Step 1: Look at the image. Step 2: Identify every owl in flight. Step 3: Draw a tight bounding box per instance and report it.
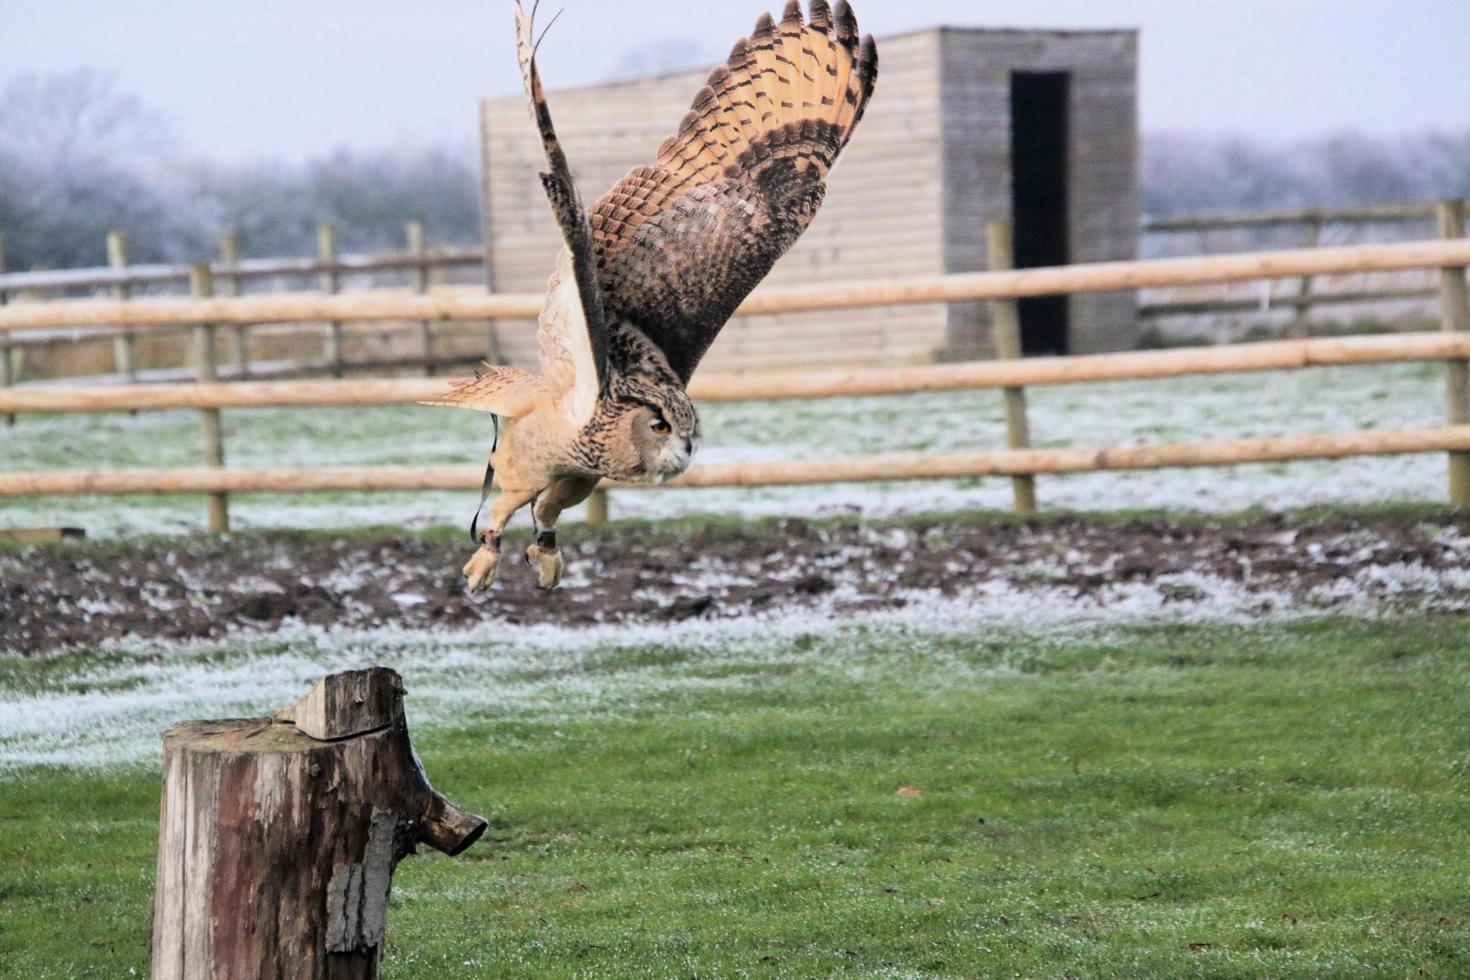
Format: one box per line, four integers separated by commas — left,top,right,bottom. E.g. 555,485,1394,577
428,0,878,591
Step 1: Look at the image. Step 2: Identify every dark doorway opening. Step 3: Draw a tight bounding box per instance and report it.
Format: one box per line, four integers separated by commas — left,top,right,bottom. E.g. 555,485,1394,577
1010,71,1071,355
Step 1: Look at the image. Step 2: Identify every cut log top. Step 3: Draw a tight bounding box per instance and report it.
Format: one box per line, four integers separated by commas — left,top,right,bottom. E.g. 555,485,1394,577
162,718,336,755
166,668,411,751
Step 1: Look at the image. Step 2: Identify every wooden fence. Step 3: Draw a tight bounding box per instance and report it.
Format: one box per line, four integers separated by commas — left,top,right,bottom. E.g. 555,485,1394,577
0,223,490,389
0,232,481,295
2,200,1467,390
1140,199,1470,323
5,201,1454,296
1,220,1467,532
6,239,1468,332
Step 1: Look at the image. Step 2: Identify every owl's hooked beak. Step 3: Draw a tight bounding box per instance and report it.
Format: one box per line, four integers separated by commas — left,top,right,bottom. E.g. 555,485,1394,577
651,434,697,483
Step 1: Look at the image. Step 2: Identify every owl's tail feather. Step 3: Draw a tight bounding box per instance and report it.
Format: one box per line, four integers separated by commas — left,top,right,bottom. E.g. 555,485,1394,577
419,364,551,418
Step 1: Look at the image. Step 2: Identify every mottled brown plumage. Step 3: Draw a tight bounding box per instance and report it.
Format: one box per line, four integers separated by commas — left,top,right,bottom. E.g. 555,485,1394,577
427,0,878,592
592,1,877,380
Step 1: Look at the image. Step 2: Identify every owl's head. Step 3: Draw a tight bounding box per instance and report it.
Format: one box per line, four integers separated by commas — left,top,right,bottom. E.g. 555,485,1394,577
619,385,700,483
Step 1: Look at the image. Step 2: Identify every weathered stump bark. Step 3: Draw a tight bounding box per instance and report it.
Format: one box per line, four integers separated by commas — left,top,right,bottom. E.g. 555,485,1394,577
151,668,486,979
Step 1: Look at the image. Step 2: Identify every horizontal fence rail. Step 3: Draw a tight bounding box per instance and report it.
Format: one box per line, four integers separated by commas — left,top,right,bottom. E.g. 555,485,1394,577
1137,200,1470,324
1142,201,1463,233
0,247,483,295
2,427,1468,499
4,239,1470,334
6,203,1458,293
2,332,1468,414
1140,287,1442,320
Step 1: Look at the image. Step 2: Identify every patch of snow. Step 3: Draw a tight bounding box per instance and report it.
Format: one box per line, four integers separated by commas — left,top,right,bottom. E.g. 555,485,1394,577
231,577,286,596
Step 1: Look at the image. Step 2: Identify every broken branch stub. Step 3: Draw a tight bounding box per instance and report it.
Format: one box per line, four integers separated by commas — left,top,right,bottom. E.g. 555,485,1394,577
273,666,405,740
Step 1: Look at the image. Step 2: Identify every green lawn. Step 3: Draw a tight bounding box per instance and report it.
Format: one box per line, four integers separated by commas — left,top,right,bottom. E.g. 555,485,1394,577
3,616,1469,977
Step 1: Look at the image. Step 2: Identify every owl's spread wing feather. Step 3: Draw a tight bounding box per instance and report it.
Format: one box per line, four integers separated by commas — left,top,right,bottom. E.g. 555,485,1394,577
419,364,551,417
590,0,878,383
516,0,609,406
429,3,876,415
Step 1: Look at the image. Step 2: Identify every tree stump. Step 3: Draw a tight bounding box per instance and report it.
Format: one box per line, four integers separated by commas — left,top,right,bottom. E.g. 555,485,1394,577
151,668,486,979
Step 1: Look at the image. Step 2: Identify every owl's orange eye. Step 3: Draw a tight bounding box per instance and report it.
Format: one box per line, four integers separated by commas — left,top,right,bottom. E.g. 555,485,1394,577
650,419,672,436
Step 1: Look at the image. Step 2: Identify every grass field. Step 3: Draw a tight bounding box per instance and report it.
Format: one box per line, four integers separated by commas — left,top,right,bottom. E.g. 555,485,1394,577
4,613,1469,977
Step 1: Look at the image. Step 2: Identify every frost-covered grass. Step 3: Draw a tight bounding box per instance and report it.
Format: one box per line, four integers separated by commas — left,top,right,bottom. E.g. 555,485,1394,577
0,361,1450,535
3,616,1470,977
6,513,1470,772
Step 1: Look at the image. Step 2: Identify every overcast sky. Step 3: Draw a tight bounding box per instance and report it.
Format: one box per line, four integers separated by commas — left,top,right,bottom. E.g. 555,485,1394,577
3,0,1467,162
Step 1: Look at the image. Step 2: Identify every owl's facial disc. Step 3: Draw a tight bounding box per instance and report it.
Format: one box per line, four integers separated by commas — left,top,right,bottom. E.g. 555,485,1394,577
628,401,699,482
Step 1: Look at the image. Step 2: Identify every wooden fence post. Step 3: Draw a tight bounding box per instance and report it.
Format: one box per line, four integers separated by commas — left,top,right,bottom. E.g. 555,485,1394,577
985,219,1038,516
0,232,12,426
1291,214,1322,338
1438,200,1470,505
151,668,486,980
190,264,229,533
106,231,138,398
219,232,249,378
318,223,344,378
407,220,435,377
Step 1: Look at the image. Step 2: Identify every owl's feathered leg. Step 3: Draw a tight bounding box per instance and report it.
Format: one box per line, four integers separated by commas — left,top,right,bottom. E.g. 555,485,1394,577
463,487,538,592
525,475,601,590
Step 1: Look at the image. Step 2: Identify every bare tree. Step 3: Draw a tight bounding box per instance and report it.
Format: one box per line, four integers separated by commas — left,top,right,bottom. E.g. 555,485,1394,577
0,73,189,268
0,71,169,167
1144,128,1470,220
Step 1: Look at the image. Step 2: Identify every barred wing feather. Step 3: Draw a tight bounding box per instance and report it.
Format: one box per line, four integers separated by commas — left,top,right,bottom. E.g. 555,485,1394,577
589,0,878,383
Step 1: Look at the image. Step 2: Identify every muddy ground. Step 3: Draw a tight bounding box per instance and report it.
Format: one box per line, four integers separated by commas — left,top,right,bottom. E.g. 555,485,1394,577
3,511,1468,656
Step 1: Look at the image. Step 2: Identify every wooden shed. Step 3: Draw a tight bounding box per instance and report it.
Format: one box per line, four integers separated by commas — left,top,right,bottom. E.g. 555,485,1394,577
480,25,1139,372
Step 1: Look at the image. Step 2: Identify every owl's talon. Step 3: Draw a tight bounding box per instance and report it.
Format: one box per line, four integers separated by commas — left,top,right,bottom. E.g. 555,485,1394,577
463,534,503,593
526,545,564,590
526,528,564,590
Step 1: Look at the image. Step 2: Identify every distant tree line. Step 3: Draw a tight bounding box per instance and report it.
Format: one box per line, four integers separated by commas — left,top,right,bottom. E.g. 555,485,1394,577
0,73,481,271
1143,129,1470,219
1,72,1466,272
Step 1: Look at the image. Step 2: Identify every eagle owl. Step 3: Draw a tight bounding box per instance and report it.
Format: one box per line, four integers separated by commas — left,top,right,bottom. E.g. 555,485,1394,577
428,0,878,591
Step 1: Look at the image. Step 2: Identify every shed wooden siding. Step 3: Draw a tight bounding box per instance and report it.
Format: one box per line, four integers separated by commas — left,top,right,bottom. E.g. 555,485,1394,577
480,26,1139,372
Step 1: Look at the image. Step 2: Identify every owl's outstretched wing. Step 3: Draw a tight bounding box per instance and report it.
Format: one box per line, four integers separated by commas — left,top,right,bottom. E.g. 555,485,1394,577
517,0,609,412
428,3,610,427
589,0,878,383
424,250,601,426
